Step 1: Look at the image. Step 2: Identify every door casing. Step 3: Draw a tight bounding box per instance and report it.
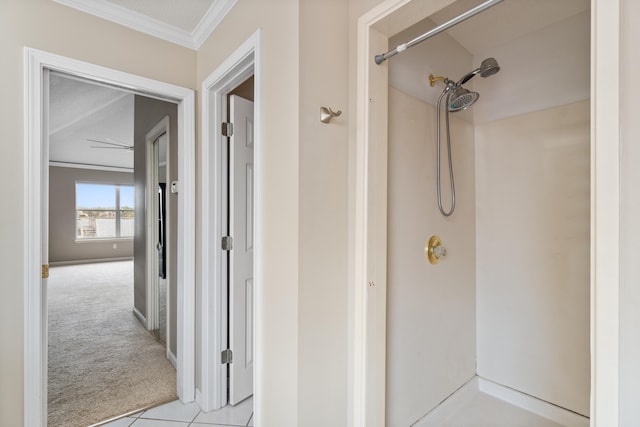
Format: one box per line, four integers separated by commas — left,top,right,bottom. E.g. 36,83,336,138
23,47,196,427
199,30,262,413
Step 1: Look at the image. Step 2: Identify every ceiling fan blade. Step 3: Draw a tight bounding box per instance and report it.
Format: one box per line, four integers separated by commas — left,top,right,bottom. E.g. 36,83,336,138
104,137,132,146
87,138,133,149
90,145,131,150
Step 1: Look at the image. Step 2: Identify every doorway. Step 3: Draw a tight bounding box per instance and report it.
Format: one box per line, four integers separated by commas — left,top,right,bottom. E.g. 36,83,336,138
146,118,171,353
23,48,196,427
351,0,619,426
199,30,262,415
48,72,178,426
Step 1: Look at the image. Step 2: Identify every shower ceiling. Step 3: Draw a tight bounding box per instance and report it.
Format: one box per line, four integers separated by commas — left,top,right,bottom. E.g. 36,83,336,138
388,0,590,113
426,0,590,55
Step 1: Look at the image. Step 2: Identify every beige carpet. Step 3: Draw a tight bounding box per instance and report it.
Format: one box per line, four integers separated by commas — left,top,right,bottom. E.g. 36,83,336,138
47,261,176,427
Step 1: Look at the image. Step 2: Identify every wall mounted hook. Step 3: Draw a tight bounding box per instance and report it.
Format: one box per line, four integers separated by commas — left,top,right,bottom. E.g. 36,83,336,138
320,106,342,124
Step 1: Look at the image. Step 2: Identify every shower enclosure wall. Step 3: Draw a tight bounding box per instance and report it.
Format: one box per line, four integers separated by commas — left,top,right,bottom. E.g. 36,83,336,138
386,4,590,426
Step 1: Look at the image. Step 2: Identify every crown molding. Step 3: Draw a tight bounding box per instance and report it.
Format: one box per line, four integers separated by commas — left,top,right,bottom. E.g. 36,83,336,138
53,0,237,50
192,0,237,49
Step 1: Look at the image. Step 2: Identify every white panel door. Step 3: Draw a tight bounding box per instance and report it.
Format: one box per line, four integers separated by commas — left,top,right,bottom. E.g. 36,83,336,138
229,95,254,405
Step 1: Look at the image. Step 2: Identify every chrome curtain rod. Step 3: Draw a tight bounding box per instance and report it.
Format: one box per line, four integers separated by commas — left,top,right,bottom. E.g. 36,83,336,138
374,0,504,65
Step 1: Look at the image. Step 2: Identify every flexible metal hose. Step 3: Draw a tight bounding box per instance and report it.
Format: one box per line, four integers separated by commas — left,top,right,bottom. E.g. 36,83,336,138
435,88,456,217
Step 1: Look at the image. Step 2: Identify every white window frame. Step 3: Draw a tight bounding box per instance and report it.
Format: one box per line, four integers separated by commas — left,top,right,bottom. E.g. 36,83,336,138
75,182,134,240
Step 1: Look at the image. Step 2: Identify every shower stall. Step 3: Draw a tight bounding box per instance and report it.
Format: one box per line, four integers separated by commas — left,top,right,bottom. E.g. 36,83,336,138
382,0,591,425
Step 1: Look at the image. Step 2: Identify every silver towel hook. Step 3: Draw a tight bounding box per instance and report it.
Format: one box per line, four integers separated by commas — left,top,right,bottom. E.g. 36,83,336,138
320,106,342,124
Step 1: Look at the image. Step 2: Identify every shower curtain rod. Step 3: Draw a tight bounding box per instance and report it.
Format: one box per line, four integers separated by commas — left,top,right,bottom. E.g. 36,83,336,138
374,0,503,65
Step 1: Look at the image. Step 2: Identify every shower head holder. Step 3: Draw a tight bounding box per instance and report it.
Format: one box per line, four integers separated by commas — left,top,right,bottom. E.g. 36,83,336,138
428,74,448,87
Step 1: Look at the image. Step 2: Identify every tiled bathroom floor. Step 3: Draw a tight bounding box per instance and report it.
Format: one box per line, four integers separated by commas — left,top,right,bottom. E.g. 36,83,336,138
98,396,254,427
412,378,589,427
414,391,564,427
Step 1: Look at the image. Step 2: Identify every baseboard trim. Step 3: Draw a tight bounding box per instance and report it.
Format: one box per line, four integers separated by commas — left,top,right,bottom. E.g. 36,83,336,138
478,377,589,427
412,376,589,427
49,257,133,267
167,349,177,369
132,307,147,329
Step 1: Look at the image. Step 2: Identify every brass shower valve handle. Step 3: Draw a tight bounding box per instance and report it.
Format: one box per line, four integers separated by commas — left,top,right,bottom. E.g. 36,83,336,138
433,244,447,258
426,235,446,264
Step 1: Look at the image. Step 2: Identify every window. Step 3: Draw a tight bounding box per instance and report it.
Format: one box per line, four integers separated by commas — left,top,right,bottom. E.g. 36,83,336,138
76,182,134,239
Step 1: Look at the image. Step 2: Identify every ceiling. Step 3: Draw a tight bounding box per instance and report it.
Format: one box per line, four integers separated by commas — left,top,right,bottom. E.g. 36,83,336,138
53,0,591,53
49,72,135,171
426,0,590,55
104,0,215,32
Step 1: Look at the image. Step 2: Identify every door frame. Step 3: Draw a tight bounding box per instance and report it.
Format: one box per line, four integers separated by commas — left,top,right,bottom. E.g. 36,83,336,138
199,30,262,413
23,47,197,427
351,0,618,426
145,117,171,352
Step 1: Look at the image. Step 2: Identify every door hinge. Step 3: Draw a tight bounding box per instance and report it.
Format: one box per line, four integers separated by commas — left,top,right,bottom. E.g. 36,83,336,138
222,122,234,137
221,349,233,364
221,235,233,251
42,264,49,279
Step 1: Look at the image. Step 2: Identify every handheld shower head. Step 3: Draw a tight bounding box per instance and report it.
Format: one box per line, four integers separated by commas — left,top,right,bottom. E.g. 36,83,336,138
448,86,479,112
457,57,501,85
479,57,500,77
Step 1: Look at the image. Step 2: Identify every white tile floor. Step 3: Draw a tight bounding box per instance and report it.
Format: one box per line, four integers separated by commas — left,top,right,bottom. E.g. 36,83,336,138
417,391,564,427
99,396,253,427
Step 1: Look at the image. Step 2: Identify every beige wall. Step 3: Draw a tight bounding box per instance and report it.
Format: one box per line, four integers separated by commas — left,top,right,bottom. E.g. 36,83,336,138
475,101,591,416
386,88,476,426
0,0,195,424
298,1,349,425
48,166,134,263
